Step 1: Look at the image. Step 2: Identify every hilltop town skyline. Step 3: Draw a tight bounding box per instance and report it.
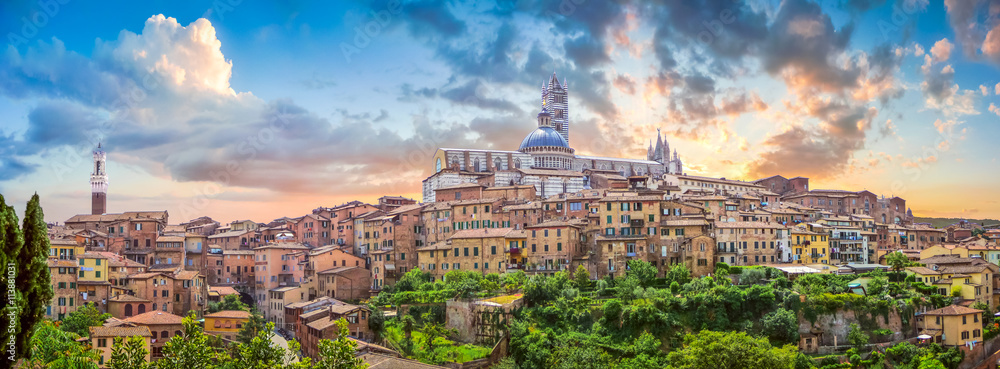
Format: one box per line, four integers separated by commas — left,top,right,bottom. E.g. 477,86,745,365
6,1,1000,368
1,2,999,223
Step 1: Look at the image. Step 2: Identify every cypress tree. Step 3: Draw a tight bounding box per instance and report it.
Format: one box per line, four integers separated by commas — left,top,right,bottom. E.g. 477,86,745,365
0,194,23,367
15,194,53,361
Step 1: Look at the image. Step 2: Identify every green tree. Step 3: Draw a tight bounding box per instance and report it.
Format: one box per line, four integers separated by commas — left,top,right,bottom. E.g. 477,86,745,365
367,304,386,344
26,320,100,369
886,251,909,279
109,335,150,369
207,294,249,314
714,262,731,276
626,260,657,287
0,194,22,368
395,268,431,293
573,265,591,289
156,312,229,369
236,310,268,345
231,321,291,369
761,308,800,344
847,323,869,352
664,330,797,369
313,318,365,369
17,194,54,361
417,312,457,364
742,268,766,285
61,302,112,337
550,344,613,369
664,263,692,286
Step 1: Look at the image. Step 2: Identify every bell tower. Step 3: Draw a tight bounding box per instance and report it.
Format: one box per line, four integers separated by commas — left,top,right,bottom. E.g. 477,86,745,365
91,143,108,215
541,72,569,144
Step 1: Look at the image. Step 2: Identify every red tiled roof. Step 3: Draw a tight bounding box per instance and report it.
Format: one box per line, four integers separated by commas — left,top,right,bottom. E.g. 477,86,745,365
923,305,983,316
203,310,251,319
90,326,151,337
124,311,184,325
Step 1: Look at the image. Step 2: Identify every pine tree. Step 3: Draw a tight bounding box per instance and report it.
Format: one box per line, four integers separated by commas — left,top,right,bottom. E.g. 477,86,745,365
16,194,54,361
0,194,22,367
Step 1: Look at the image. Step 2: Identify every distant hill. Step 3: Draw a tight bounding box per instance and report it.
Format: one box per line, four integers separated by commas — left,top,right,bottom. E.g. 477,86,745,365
912,217,1000,229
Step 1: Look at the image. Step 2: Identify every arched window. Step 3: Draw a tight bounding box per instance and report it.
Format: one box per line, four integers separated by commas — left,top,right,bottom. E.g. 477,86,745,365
151,303,156,311
161,331,168,339
124,304,133,317
494,158,502,170
138,304,146,314
513,159,521,169
473,159,480,172
174,330,181,337
435,158,442,172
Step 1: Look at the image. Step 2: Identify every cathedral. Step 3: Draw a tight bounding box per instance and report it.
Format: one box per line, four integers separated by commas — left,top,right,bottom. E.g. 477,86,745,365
422,72,685,202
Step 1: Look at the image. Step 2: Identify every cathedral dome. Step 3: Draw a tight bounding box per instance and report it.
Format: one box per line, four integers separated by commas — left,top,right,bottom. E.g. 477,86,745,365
519,126,569,151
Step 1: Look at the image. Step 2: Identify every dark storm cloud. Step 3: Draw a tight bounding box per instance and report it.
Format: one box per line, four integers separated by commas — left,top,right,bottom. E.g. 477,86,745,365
440,79,523,113
434,21,522,83
564,35,611,69
642,0,768,72
400,1,467,39
761,0,860,91
683,74,715,94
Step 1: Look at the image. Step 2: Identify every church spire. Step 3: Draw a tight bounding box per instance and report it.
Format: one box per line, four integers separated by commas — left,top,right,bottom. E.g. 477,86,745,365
654,128,664,163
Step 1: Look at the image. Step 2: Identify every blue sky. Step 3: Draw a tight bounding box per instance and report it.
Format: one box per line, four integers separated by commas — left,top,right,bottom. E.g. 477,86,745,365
0,0,998,223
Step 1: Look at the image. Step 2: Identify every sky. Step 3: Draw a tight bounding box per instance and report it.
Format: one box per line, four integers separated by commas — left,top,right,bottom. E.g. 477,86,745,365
0,0,998,224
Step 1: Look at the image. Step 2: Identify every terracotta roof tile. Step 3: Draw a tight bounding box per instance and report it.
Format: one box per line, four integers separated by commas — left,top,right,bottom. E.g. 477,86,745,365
204,310,251,319
124,311,184,325
923,305,983,316
89,326,151,338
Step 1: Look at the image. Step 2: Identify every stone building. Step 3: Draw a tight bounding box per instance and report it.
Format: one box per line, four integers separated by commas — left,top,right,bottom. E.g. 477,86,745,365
422,73,685,203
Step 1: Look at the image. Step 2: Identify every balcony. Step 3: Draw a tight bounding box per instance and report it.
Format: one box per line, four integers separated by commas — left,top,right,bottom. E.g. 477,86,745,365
507,247,521,255
718,247,737,254
831,236,864,242
506,264,523,270
629,219,645,227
